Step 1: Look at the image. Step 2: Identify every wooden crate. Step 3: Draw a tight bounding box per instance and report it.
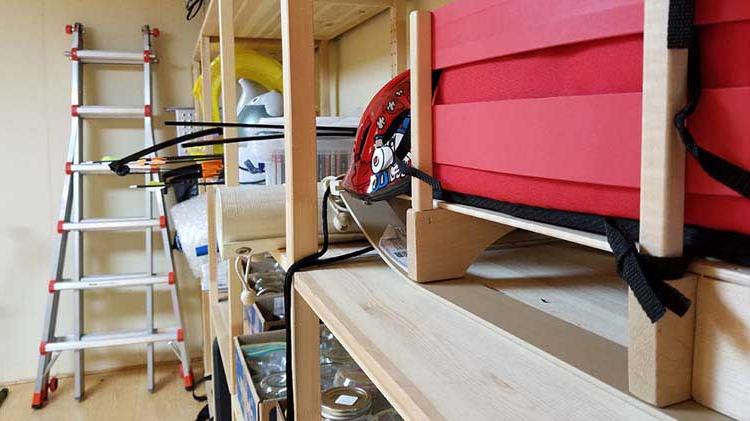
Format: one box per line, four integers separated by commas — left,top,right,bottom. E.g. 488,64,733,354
692,277,750,419
234,331,287,421
244,295,286,335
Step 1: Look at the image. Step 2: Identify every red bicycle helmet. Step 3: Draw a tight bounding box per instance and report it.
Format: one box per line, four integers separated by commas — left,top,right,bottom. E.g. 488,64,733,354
342,70,411,201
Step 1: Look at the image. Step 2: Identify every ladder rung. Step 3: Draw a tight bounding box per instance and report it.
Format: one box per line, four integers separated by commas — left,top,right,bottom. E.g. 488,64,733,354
69,162,154,175
74,105,146,119
61,217,164,232
52,274,173,291
44,328,181,352
64,49,156,65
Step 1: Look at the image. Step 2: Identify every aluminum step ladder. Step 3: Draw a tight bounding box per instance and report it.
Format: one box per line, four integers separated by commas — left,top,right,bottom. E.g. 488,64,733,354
32,22,193,409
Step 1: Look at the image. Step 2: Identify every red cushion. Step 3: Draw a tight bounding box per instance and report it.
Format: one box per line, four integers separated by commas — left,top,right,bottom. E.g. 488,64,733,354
432,0,750,234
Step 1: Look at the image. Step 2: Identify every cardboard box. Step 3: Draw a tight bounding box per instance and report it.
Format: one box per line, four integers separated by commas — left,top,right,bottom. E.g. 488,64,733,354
235,330,287,421
244,295,286,335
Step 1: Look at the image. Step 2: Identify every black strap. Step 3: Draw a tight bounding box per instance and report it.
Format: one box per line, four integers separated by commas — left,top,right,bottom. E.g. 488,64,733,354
195,404,211,421
674,40,750,198
604,219,691,322
395,159,443,199
668,1,750,198
190,374,211,402
667,0,695,49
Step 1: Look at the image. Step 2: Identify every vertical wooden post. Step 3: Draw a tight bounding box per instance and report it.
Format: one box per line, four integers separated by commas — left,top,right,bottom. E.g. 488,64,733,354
218,0,239,187
200,35,215,386
409,10,433,213
200,37,213,123
390,0,407,76
207,188,219,318
630,0,697,407
191,61,201,116
281,0,318,261
281,0,321,418
318,40,331,116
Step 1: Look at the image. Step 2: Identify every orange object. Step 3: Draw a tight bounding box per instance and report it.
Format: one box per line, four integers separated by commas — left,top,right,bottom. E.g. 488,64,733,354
200,160,224,178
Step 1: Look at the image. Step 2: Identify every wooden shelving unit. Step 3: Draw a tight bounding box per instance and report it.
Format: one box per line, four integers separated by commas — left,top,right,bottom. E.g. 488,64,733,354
191,0,749,419
293,241,730,420
191,0,406,419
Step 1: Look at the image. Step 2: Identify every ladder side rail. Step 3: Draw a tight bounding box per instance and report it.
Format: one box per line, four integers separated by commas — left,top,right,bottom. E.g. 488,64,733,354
142,25,157,393
70,22,86,401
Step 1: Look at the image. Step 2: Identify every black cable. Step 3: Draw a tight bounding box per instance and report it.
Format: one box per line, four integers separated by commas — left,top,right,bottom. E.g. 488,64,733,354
184,134,285,148
282,188,373,421
165,120,358,134
183,131,356,149
186,0,204,20
110,127,222,175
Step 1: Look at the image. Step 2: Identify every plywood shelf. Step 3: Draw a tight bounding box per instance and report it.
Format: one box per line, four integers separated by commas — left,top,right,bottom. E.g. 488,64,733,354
438,200,750,288
294,241,729,420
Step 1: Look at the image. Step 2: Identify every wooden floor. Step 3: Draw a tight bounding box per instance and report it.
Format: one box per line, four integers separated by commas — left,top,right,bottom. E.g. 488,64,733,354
1,362,205,421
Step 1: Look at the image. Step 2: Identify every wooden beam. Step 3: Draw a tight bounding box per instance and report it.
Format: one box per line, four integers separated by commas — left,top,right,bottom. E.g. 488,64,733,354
318,40,331,116
218,0,239,186
200,292,213,378
199,37,213,123
390,0,407,76
281,0,318,262
409,10,433,212
207,187,219,308
629,0,695,407
281,0,321,417
291,288,321,419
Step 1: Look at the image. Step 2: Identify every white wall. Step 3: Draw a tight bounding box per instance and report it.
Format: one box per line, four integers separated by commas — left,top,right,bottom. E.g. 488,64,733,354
332,0,453,116
0,0,202,384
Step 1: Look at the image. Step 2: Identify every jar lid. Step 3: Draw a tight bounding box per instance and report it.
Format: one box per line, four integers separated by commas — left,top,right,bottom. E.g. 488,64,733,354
321,386,372,419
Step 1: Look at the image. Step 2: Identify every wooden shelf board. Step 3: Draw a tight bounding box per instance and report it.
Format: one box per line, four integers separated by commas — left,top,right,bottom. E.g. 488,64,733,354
437,200,612,252
438,200,750,288
295,240,729,420
690,259,750,288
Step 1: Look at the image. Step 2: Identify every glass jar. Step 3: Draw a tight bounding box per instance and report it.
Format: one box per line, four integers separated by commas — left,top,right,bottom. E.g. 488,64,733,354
373,408,403,421
259,371,287,400
246,348,286,382
320,363,342,391
333,366,387,413
253,272,284,296
249,253,281,273
321,345,353,366
321,386,373,420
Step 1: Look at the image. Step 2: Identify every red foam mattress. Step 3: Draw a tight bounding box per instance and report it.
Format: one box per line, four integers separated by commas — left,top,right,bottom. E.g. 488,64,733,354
431,0,750,235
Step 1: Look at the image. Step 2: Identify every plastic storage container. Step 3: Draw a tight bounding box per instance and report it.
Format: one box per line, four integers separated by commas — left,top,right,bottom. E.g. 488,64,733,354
240,116,358,185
